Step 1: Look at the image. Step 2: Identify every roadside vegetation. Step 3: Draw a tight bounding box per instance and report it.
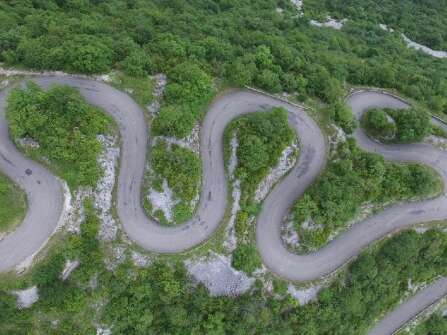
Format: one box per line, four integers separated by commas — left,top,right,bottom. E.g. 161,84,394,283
292,138,442,252
362,107,431,143
227,108,295,202
0,173,26,233
110,72,154,107
6,82,112,189
151,62,215,139
224,108,295,273
406,313,447,335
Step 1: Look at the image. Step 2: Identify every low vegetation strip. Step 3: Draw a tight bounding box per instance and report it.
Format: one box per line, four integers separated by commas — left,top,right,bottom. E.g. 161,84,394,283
0,173,26,233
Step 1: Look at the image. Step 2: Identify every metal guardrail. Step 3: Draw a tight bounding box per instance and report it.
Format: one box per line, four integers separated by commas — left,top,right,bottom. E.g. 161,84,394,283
347,87,447,128
391,289,446,335
244,86,311,111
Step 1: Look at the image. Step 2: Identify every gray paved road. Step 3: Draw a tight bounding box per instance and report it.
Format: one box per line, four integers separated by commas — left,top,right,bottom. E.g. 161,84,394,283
1,78,446,334
0,86,64,272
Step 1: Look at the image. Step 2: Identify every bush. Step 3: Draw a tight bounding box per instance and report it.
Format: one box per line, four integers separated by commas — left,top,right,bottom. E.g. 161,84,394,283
328,101,357,134
362,109,396,140
121,49,152,77
390,107,431,143
228,108,295,201
364,107,431,143
151,62,214,138
232,243,262,274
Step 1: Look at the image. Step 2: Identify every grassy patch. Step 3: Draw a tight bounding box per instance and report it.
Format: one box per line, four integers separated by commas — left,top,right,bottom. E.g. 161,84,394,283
110,72,154,107
0,173,26,233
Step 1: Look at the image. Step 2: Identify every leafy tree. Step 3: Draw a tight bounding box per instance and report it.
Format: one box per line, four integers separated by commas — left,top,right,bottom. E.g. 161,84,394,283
362,108,396,140
121,49,152,77
232,243,262,274
328,101,357,134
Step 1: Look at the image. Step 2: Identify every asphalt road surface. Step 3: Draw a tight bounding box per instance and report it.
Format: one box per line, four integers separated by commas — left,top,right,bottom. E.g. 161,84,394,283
0,77,446,334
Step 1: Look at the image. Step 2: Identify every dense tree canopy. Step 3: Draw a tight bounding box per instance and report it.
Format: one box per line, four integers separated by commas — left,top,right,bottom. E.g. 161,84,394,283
0,0,446,118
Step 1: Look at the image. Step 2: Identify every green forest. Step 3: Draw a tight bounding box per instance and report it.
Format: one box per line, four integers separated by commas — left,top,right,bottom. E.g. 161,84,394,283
0,0,447,119
1,0,447,334
362,107,432,143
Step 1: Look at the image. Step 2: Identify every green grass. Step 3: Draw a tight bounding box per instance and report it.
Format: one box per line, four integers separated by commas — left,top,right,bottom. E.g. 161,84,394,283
110,72,154,107
0,173,26,233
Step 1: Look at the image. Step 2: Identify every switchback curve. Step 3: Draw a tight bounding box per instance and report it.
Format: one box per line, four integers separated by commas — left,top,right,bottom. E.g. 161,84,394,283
1,77,446,334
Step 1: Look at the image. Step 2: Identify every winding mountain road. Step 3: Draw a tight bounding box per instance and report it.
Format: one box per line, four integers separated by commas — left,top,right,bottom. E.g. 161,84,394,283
1,76,446,334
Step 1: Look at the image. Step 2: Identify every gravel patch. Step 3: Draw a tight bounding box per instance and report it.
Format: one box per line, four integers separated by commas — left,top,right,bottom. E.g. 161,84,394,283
288,284,321,305
290,0,303,11
66,188,92,234
185,253,255,296
379,24,447,58
424,135,447,151
156,123,200,154
148,179,178,223
414,226,429,234
223,134,240,252
329,124,347,154
402,34,447,59
147,73,167,115
105,245,126,272
0,66,115,81
95,135,120,242
18,137,40,149
282,219,300,249
131,250,151,267
96,327,112,335
310,17,347,30
12,286,39,309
